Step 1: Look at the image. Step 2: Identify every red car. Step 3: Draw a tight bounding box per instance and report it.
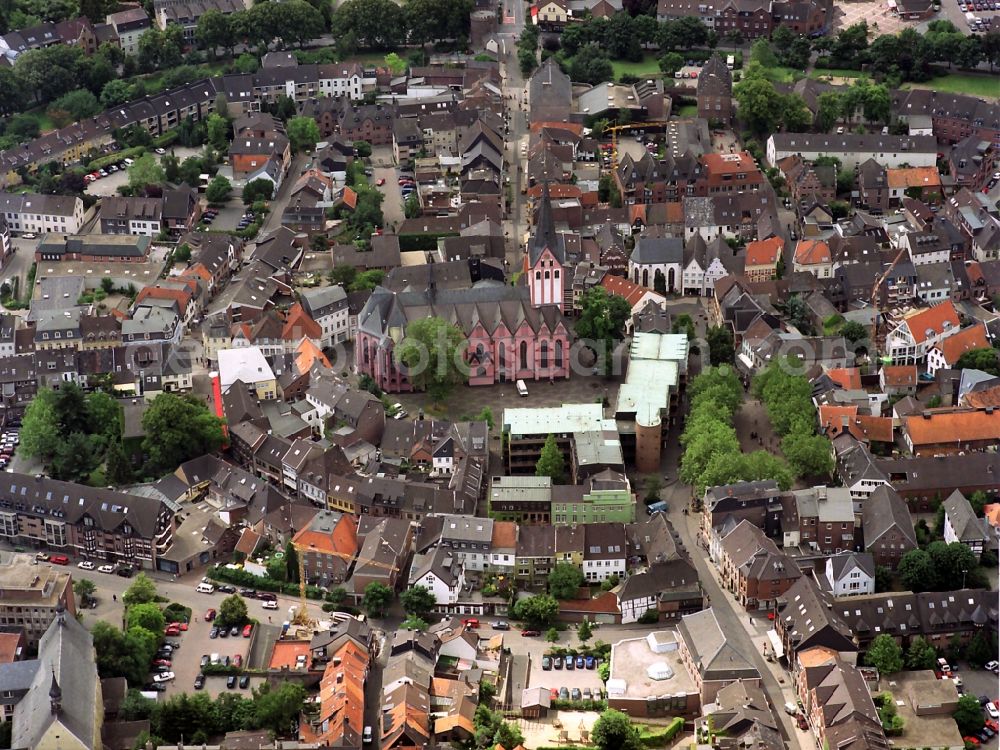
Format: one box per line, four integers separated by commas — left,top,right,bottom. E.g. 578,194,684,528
520,630,540,637
169,621,188,631
164,625,180,636
796,715,808,730
233,654,243,667
49,555,69,565
964,737,981,746
205,608,216,621
242,624,253,638
462,618,479,629
153,659,172,667
376,177,385,186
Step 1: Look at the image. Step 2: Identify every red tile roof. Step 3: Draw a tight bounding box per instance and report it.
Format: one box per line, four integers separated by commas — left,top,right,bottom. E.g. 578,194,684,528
934,322,990,366
600,274,664,307
886,167,942,190
282,302,322,342
882,365,918,387
825,367,862,390
904,408,1000,447
745,236,783,267
902,301,960,344
794,239,831,266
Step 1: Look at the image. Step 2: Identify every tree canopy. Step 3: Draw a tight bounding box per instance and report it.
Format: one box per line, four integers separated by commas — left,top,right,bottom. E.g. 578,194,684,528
592,709,642,750
122,573,158,607
362,581,392,617
955,347,1000,377
395,317,468,402
576,286,631,374
511,594,559,626
400,586,436,618
535,434,567,484
287,116,321,153
548,563,585,600
141,393,226,477
865,634,903,674
217,594,249,629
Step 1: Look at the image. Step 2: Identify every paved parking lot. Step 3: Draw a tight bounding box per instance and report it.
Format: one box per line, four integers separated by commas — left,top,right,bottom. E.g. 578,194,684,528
831,0,925,34
374,165,405,230
159,595,253,698
204,199,247,232
533,654,605,694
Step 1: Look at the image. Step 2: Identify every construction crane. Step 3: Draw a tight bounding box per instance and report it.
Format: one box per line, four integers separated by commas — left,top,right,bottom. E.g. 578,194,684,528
605,121,668,172
290,541,317,631
869,246,909,365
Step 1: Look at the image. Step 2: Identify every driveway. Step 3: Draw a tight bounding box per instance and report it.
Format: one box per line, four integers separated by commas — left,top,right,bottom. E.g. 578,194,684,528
373,165,405,231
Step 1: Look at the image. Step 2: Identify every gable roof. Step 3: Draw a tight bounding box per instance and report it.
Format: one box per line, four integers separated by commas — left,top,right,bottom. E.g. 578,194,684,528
861,486,916,548
932,322,990,366
677,608,758,680
904,407,1000,448
794,239,831,266
901,300,960,344
942,490,989,543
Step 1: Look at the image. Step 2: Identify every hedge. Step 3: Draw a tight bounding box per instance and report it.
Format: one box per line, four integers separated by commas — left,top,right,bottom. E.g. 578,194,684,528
640,718,684,747
550,699,607,711
206,565,326,600
86,146,147,171
201,664,240,676
153,130,179,148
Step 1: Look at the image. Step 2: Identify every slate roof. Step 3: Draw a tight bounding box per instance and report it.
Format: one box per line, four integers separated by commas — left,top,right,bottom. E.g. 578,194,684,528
943,490,990,543
630,236,684,265
861,485,916,548
677,608,758,681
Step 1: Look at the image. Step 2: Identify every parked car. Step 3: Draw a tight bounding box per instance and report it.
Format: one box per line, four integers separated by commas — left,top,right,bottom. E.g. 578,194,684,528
542,656,551,670
239,675,250,689
462,618,479,629
98,564,114,573
575,655,585,669
987,702,1000,720
153,672,175,683
558,687,569,700
256,592,277,601
550,688,559,701
363,726,373,744
552,654,563,670
209,627,219,639
582,688,592,700
491,621,509,630
240,589,257,597
144,682,167,692
77,561,95,570
219,627,229,638
234,654,243,667
565,655,574,670
262,600,278,610
570,687,582,701
243,624,253,637
227,675,237,689
376,177,385,186
585,655,596,669
49,554,69,565
985,661,999,673
205,608,216,621
796,715,809,730
194,674,205,689
520,630,539,637
200,655,210,667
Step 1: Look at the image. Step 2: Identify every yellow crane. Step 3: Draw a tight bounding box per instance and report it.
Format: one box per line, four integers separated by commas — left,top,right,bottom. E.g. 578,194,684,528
869,246,909,365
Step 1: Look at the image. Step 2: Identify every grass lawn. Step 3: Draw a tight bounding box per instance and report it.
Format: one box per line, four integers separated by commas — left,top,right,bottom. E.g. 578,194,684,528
809,68,866,80
344,51,393,66
611,55,662,81
30,109,55,133
675,104,698,117
763,66,805,84
904,72,1000,99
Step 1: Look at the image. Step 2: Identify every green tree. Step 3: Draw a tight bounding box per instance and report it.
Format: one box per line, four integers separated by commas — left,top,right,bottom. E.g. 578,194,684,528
20,388,61,460
578,619,593,643
217,594,249,629
576,286,631,374
141,393,226,476
73,578,96,605
545,627,560,643
253,682,307,735
242,178,274,204
401,615,428,631
353,140,372,158
954,694,985,736
781,432,834,479
570,43,613,85
206,175,232,205
592,709,642,750
362,581,392,617
476,407,494,430
535,434,566,484
287,116,321,153
874,565,893,593
658,51,684,76
384,52,407,74
122,573,158,607
927,541,980,590
672,314,695,340
128,153,166,191
905,635,938,670
284,541,299,584
493,722,524,750
195,9,235,57
733,65,786,134
896,549,937,592
749,37,778,67
206,112,229,151
394,317,468,402
705,325,735,365
840,320,868,344
965,629,997,667
511,594,559,627
815,91,842,133
91,621,158,686
400,586,436,618
105,440,133,486
127,602,166,633
548,563,584,600
50,88,100,120
865,633,903,674
954,347,1000,376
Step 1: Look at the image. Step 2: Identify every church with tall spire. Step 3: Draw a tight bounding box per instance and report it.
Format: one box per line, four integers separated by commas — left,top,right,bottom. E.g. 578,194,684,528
525,181,568,312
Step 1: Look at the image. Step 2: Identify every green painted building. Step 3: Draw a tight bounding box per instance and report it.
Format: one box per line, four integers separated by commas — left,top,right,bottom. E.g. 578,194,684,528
551,469,635,525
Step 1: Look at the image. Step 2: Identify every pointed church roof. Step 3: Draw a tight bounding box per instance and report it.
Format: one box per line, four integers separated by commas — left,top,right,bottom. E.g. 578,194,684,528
528,181,565,267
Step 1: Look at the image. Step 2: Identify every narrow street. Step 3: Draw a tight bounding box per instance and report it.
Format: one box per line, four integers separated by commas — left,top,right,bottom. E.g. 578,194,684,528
500,0,528,269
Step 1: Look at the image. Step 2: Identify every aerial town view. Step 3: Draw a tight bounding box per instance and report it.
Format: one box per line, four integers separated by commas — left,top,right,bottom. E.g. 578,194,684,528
0,0,996,747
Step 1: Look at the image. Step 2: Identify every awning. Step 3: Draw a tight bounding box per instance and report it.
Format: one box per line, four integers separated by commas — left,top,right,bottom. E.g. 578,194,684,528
767,629,785,658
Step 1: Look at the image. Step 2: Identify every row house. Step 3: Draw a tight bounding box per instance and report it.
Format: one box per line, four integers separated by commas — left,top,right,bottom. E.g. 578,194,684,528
98,196,163,236
780,486,855,554
893,89,1000,147
717,520,802,610
902,406,1000,457
776,155,836,208
0,472,176,569
943,189,1000,263
616,558,704,624
0,193,84,235
701,480,783,562
681,233,744,296
766,133,938,171
153,0,244,42
657,0,826,36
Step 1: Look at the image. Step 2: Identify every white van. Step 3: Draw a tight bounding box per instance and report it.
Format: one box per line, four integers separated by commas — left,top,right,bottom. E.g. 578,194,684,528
516,379,528,397
196,582,215,594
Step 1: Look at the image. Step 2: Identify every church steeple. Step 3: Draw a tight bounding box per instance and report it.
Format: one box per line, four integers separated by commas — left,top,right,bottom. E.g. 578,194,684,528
49,670,61,714
528,180,563,266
